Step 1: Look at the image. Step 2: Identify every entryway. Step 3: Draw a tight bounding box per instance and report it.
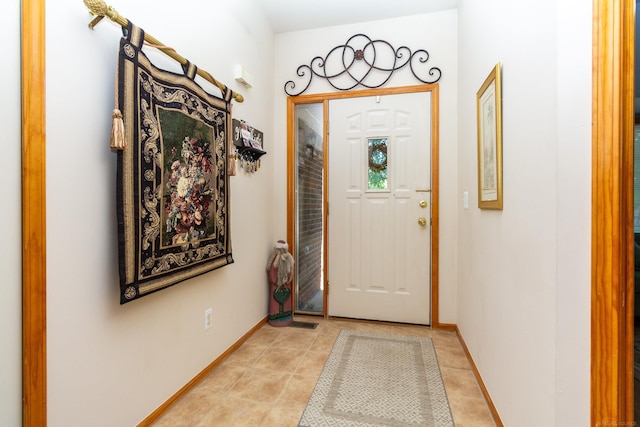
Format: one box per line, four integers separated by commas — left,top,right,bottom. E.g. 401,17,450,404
327,92,432,324
287,85,441,326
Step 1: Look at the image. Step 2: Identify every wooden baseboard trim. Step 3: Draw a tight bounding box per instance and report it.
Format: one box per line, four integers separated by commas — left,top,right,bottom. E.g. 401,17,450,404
433,322,456,331
454,326,504,427
136,316,268,427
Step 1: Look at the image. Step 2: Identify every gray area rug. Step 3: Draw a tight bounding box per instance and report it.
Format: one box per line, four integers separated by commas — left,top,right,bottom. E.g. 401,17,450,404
299,329,454,427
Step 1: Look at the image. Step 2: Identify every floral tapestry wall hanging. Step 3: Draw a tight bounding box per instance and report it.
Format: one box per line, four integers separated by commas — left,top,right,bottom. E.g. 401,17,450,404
114,23,233,304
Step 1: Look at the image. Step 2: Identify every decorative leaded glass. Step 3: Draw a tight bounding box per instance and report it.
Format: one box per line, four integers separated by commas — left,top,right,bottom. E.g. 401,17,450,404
368,138,388,190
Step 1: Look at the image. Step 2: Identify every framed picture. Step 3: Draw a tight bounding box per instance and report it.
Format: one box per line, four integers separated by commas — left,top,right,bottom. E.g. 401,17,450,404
476,63,503,209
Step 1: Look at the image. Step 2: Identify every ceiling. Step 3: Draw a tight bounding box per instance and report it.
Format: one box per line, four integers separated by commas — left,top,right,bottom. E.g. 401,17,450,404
260,0,459,33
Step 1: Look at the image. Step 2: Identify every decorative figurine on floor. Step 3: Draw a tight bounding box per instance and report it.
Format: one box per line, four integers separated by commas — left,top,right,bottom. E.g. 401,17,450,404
266,240,294,326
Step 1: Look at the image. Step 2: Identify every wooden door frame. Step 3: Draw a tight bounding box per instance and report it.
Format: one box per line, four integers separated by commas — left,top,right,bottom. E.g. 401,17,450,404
22,0,47,425
591,0,635,423
286,84,443,326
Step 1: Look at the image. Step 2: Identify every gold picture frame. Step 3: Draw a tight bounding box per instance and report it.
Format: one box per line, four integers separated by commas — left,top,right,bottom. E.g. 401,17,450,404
476,63,503,209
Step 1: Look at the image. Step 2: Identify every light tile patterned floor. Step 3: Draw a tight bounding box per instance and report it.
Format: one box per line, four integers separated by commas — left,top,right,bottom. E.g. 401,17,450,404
151,316,497,427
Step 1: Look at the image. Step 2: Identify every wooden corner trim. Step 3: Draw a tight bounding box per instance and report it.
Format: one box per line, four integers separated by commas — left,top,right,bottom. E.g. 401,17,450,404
22,0,47,425
591,0,635,423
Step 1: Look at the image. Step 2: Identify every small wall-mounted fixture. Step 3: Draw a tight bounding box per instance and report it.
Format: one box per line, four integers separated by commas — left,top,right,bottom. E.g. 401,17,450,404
234,64,253,88
306,143,315,159
231,119,266,174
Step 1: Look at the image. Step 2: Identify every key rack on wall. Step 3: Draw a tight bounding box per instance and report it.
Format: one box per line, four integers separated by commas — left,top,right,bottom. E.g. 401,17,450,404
232,119,266,173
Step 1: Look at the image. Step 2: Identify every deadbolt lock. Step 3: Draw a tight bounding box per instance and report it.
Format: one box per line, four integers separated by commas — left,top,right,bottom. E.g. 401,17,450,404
419,200,428,208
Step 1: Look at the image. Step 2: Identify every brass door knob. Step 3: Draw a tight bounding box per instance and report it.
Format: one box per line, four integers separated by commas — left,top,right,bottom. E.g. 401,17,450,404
419,200,428,208
418,217,427,227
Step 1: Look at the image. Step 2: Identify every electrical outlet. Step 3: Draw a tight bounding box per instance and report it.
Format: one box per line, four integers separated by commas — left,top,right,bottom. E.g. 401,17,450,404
204,307,213,330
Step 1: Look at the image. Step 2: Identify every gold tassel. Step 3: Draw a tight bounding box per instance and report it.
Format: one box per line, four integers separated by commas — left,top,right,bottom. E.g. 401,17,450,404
228,150,237,176
110,109,126,150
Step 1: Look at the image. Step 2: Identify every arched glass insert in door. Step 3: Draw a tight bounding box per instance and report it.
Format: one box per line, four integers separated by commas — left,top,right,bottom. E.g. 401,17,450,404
295,103,324,314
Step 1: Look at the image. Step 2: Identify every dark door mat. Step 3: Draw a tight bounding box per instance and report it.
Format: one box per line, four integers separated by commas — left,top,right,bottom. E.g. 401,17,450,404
290,320,319,329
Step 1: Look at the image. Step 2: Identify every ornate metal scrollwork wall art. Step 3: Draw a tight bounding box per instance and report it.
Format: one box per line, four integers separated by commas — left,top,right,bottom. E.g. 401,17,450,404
284,34,442,96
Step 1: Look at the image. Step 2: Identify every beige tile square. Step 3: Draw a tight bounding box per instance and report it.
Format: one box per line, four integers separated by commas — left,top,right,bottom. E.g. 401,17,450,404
391,325,434,338
226,368,291,403
431,330,461,349
194,396,272,427
192,364,247,395
447,395,496,427
309,333,338,352
245,326,282,346
253,346,306,373
270,328,318,350
294,350,330,377
151,389,217,427
348,322,398,334
223,343,267,367
277,373,319,406
440,367,484,400
435,345,473,370
261,403,306,427
315,320,350,337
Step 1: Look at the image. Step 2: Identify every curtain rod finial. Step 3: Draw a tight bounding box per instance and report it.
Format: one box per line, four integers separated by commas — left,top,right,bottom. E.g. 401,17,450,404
84,0,108,16
84,0,121,24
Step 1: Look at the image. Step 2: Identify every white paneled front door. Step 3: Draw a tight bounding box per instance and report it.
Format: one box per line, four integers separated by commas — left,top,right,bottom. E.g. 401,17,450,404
328,92,431,324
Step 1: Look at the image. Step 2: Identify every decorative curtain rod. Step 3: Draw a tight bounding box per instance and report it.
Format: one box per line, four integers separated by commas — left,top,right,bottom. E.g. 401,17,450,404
83,0,244,103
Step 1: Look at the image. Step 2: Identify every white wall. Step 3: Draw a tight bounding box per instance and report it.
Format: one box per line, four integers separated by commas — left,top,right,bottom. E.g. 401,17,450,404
555,1,591,424
0,1,23,426
46,1,275,425
457,0,591,425
273,10,459,323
